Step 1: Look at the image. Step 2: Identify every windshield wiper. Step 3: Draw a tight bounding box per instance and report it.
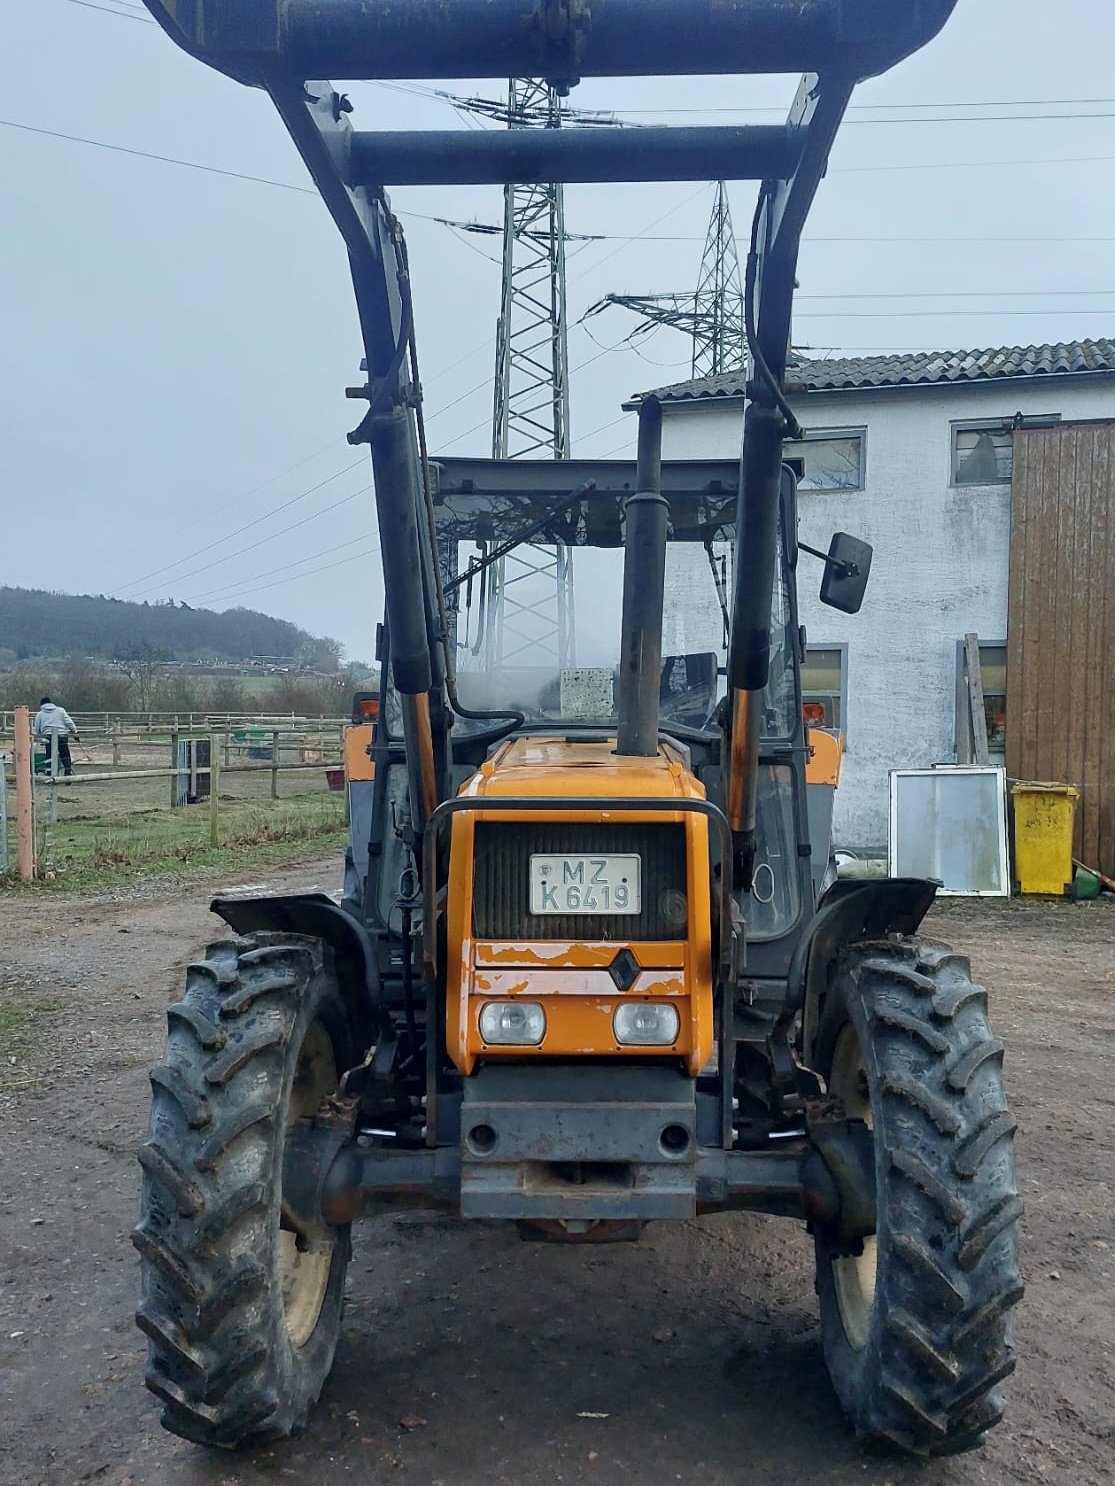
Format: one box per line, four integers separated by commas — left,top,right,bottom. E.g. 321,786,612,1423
445,481,596,595
704,537,731,645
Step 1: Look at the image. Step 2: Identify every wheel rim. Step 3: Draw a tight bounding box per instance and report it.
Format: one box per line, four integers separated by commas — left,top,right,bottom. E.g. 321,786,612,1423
280,1020,338,1348
829,1021,878,1351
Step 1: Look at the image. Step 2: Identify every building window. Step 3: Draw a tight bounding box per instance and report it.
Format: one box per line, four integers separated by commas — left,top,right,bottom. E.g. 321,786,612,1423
951,416,1059,487
955,641,1006,758
802,644,847,735
784,431,865,491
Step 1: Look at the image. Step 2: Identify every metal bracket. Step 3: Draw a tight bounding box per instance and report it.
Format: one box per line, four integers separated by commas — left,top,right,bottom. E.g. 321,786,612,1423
537,0,590,91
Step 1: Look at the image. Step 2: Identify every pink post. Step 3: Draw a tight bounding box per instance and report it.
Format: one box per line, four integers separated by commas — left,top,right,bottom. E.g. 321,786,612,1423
13,706,35,880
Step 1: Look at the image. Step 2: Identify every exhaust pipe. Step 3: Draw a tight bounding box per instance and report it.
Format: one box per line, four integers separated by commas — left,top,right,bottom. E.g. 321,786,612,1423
616,397,667,757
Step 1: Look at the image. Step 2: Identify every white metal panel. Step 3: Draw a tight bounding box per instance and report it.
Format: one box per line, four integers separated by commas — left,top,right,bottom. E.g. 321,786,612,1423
889,765,1009,896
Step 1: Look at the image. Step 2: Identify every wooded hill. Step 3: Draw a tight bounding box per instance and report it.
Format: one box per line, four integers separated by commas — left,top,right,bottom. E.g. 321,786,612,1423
0,587,338,666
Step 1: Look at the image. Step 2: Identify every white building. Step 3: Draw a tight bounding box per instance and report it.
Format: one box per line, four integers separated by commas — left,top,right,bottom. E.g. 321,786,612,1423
631,340,1115,853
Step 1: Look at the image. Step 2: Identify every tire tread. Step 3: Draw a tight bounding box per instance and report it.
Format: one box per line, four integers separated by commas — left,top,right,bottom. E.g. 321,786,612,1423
134,934,349,1449
815,941,1022,1457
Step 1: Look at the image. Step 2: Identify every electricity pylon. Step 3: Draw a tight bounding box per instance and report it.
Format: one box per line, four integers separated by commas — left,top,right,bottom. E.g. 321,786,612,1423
483,78,576,673
595,181,747,379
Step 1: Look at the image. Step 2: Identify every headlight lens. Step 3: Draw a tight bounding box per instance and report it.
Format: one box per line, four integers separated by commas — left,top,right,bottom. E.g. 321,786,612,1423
613,1002,680,1046
479,1000,546,1046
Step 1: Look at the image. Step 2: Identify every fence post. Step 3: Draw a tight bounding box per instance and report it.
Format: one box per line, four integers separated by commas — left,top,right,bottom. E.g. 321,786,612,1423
271,730,280,800
209,734,220,848
112,733,120,769
13,707,35,880
0,751,8,875
224,729,231,768
170,728,180,809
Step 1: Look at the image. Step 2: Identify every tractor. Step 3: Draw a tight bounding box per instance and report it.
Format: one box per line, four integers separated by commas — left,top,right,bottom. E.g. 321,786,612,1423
132,0,1021,1456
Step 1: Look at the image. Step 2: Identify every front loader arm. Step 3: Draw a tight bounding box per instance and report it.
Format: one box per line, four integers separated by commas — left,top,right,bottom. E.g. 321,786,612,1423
141,0,958,856
264,78,446,830
724,72,856,885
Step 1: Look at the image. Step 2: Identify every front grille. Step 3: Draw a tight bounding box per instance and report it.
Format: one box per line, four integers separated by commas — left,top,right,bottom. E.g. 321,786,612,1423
472,821,688,940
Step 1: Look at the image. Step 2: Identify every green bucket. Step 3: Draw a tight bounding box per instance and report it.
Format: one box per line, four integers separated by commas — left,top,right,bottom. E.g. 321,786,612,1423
1072,865,1102,901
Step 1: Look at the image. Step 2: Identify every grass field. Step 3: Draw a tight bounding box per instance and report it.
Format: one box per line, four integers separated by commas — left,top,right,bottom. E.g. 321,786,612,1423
3,769,349,889
2,730,351,888
39,791,346,885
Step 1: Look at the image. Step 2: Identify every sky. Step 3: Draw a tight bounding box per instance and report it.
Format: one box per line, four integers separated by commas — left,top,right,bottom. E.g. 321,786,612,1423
2,0,1115,664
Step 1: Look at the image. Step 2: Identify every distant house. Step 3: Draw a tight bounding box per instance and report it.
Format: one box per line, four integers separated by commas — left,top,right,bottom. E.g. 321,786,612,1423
629,340,1115,861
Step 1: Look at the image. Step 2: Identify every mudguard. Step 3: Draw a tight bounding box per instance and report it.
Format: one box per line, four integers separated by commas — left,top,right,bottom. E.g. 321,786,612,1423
789,877,938,1064
210,893,393,1045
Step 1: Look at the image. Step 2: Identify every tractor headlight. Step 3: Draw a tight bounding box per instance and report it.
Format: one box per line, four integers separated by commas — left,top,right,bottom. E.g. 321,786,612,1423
613,1002,680,1046
479,1001,546,1046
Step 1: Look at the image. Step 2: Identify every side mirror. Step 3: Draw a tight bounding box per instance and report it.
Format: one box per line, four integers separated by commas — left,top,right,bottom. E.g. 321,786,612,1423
820,532,873,614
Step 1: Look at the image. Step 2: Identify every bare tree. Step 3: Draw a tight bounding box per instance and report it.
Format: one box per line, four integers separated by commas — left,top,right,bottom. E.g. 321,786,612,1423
116,643,170,711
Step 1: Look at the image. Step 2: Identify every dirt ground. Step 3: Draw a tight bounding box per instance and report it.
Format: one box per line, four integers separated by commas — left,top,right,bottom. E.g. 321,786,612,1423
0,861,1111,1486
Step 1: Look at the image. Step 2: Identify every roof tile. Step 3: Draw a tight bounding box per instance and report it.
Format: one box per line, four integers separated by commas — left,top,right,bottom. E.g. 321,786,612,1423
640,339,1115,402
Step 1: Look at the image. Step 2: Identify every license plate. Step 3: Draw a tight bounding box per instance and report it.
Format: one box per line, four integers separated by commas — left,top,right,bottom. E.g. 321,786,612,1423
529,854,641,915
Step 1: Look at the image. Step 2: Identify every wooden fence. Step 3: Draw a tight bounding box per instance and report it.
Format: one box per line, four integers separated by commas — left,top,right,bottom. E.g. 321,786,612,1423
2,712,348,880
1007,419,1115,872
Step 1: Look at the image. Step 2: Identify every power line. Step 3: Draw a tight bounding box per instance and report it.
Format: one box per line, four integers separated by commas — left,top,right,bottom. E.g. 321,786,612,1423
108,436,348,581
434,334,649,454
9,119,1106,326
833,152,1115,175
595,437,634,459
197,544,383,608
844,110,1115,125
615,108,1115,125
795,289,1115,301
407,216,1115,246
7,118,1115,247
368,80,1115,115
53,0,154,20
126,484,371,600
186,531,380,604
114,460,365,596
575,412,632,444
0,118,318,195
796,344,1075,354
364,78,1115,125
794,307,1115,319
13,103,1115,575
608,96,1115,116
567,183,710,287
803,235,1115,245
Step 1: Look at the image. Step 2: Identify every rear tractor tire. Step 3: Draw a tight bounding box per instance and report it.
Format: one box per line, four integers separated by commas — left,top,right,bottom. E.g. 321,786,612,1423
134,934,359,1447
813,940,1023,1456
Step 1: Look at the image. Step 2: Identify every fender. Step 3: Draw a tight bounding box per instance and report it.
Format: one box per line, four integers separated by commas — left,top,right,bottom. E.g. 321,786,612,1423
210,893,394,1046
789,877,938,1065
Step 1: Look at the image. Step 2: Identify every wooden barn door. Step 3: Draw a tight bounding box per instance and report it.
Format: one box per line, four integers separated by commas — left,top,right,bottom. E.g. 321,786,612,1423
1007,421,1115,873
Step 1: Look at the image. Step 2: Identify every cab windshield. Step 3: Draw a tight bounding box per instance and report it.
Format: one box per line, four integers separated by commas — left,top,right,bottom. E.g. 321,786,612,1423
429,458,796,739
452,540,730,732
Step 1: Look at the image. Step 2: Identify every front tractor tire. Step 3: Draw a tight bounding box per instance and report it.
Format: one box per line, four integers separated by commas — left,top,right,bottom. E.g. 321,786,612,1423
813,941,1023,1456
134,934,359,1448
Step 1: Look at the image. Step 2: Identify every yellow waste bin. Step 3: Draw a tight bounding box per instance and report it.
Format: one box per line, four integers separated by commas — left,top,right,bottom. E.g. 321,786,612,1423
1010,782,1079,895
